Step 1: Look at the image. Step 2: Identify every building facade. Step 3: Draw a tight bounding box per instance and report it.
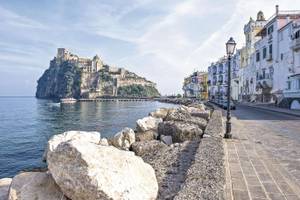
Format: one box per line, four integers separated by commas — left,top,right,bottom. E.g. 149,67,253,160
207,57,228,101
183,71,208,100
240,11,267,101
206,6,300,109
253,6,300,107
56,48,104,73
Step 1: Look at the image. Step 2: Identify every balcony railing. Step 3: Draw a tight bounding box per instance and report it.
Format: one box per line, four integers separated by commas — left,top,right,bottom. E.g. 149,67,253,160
283,90,300,98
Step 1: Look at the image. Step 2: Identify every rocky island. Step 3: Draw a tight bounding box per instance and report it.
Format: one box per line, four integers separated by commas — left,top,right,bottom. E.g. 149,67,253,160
36,48,160,99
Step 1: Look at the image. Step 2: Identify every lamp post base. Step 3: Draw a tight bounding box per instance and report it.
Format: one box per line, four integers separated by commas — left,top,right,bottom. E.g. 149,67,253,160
224,121,232,139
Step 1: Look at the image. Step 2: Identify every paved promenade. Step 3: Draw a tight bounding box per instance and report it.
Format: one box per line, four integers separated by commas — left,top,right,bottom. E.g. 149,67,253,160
225,105,300,200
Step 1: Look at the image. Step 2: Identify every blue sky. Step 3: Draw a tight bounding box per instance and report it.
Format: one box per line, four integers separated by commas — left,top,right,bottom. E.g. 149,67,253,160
0,0,299,95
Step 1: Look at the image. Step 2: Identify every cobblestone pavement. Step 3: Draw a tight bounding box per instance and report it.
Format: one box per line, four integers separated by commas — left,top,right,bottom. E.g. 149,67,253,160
225,105,300,200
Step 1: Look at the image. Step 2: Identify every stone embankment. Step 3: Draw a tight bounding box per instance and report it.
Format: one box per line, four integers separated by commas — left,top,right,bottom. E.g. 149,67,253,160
0,102,225,200
156,97,196,105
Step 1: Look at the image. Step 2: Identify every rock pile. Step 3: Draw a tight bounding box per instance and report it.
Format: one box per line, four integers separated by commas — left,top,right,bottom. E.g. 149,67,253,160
4,131,158,200
157,105,209,144
157,98,195,105
1,102,214,200
130,103,212,199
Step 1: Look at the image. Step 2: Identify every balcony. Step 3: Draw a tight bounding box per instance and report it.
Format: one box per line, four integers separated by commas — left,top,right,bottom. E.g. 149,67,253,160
291,38,300,51
283,90,300,98
256,75,273,89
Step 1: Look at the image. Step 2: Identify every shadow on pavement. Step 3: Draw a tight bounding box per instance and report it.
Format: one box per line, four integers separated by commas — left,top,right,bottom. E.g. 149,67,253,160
224,105,300,121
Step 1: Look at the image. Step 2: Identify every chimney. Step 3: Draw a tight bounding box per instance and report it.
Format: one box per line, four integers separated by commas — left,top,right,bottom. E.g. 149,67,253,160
276,5,279,15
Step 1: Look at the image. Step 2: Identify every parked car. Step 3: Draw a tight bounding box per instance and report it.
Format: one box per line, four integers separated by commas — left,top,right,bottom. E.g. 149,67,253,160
222,100,236,110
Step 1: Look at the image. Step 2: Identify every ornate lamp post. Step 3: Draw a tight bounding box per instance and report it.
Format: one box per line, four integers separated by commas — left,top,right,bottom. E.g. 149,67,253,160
224,37,236,139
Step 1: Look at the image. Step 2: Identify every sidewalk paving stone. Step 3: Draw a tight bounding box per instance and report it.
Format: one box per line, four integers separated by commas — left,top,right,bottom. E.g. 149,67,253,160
225,114,300,200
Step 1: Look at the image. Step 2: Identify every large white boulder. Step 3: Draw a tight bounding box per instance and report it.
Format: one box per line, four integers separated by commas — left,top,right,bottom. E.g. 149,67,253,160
0,178,12,200
47,138,158,200
110,127,135,150
8,172,67,200
44,131,101,159
136,116,162,132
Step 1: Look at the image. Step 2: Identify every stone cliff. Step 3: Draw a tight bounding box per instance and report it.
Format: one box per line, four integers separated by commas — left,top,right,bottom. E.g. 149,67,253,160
36,49,160,99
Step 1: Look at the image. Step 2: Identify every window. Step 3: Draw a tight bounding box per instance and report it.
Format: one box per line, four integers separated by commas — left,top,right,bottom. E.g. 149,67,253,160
287,81,291,90
256,51,260,62
262,69,266,79
267,25,274,35
269,44,273,58
296,30,300,39
263,47,267,59
281,53,284,61
298,79,300,89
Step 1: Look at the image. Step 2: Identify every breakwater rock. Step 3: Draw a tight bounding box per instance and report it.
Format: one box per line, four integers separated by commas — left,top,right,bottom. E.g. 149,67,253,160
2,102,226,200
156,97,195,105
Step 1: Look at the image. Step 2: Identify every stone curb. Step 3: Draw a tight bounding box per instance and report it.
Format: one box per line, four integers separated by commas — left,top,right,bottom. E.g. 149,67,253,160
174,110,226,200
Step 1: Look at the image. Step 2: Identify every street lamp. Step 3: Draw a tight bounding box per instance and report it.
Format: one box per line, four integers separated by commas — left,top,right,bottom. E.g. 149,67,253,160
224,37,236,139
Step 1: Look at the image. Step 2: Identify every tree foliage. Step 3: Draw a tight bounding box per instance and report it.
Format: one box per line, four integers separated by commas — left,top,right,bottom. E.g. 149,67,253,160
117,84,160,97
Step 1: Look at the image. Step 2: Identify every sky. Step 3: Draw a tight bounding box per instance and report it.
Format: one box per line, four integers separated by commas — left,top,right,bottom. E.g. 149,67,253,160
0,0,300,96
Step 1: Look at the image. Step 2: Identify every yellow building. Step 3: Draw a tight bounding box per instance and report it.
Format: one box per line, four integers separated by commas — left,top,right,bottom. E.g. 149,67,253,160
240,12,266,69
182,71,208,100
199,73,208,100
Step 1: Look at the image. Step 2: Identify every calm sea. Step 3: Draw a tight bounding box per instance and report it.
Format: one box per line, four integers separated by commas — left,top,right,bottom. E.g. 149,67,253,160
0,97,176,178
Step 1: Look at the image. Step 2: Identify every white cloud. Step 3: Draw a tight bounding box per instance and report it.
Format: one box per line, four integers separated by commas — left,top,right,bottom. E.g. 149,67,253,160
1,0,300,95
0,6,47,29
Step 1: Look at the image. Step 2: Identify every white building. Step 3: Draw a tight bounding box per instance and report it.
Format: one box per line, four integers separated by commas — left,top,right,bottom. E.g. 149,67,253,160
240,11,267,102
207,6,300,109
253,6,300,108
231,51,241,101
281,21,300,109
208,57,229,101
